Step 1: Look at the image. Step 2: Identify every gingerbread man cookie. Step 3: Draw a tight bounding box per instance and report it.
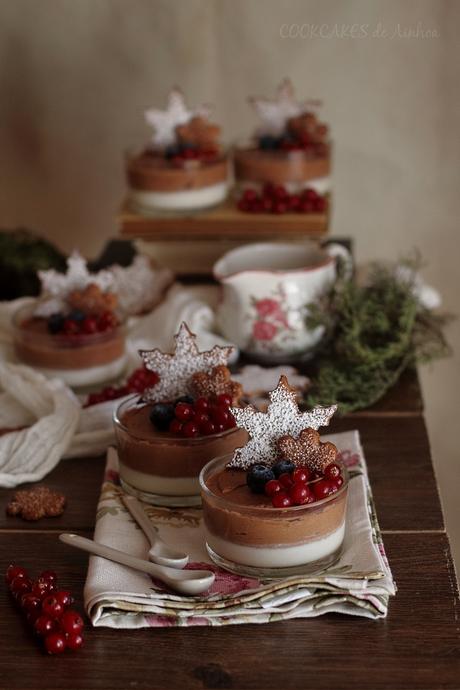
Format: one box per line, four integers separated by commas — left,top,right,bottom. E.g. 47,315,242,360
67,283,117,315
190,365,243,405
277,428,337,473
6,486,66,521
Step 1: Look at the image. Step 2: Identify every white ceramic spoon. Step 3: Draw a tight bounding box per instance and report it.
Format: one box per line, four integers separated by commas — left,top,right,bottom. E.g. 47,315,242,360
122,495,189,569
59,533,214,596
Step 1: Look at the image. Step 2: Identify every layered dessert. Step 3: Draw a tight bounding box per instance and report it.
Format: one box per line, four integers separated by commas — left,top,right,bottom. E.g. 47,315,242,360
114,323,247,506
200,376,347,576
234,79,331,214
126,88,229,212
13,252,126,387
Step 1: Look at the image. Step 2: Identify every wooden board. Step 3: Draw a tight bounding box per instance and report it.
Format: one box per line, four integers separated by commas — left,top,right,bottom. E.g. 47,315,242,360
118,199,328,240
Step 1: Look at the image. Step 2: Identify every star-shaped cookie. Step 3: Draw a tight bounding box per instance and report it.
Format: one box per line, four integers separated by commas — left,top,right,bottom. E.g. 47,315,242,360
35,251,114,318
140,322,235,403
277,428,337,473
176,116,220,149
250,78,320,136
191,365,243,404
227,375,336,469
145,88,211,148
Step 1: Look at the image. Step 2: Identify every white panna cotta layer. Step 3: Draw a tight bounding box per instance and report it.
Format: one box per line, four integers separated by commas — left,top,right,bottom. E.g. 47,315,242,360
32,353,127,388
129,181,228,212
205,521,345,568
119,463,200,497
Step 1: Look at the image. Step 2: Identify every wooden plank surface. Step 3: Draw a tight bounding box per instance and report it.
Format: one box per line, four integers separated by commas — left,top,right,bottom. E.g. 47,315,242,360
118,199,328,240
0,533,458,690
0,417,443,534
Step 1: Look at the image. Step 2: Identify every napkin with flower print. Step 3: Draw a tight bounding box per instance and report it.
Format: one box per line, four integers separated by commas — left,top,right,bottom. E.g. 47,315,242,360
84,430,396,627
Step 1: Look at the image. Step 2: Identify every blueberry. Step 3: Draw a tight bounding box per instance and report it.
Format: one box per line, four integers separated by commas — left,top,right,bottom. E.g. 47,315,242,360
246,464,275,494
149,403,175,431
165,144,180,159
68,309,85,322
272,460,295,478
174,395,194,406
258,135,280,151
47,313,65,334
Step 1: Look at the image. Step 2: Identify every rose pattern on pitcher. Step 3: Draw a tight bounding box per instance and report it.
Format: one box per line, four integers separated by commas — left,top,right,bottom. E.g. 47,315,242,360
248,285,297,351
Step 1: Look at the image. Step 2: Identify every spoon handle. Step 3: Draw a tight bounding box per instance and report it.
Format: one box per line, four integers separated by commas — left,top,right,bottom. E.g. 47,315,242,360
59,533,166,577
122,495,160,547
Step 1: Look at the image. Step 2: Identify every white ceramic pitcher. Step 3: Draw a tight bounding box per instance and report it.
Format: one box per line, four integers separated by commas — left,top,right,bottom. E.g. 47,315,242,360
213,241,352,362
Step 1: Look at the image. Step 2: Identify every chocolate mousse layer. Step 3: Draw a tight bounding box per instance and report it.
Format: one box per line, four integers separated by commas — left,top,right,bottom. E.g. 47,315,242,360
126,152,229,192
234,148,331,185
202,466,347,547
116,403,248,479
14,318,125,370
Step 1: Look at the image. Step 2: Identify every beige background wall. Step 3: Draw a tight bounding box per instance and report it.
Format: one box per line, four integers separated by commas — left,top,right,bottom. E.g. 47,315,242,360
1,0,459,569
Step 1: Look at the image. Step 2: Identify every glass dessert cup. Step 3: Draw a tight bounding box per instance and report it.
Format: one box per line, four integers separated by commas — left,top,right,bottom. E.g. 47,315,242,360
12,304,127,388
233,139,331,195
125,148,230,213
113,396,248,508
200,454,349,578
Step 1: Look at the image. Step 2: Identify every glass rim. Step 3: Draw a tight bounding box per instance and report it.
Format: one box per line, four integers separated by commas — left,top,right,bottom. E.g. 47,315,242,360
113,394,244,444
199,453,349,514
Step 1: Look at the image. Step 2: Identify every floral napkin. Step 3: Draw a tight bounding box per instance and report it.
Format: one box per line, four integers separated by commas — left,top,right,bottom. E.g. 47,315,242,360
83,430,395,627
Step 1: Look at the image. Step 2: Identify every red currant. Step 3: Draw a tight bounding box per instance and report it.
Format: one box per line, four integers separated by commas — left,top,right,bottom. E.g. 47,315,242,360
41,595,65,619
44,632,67,655
303,188,317,201
273,185,288,199
300,200,314,213
82,316,98,334
5,565,28,585
314,197,327,213
292,467,310,484
54,590,74,608
237,199,250,212
273,201,288,214
194,412,209,427
63,319,80,335
272,492,292,508
243,189,257,203
38,570,58,584
225,413,237,429
169,419,183,435
264,479,282,497
20,593,42,615
31,578,54,599
60,610,84,635
333,475,344,489
66,632,84,651
324,463,341,480
175,403,194,421
10,576,32,598
313,479,333,500
200,420,216,436
216,393,232,407
34,614,56,637
182,421,199,438
278,472,293,489
211,407,229,426
289,483,312,505
215,422,225,433
194,397,209,412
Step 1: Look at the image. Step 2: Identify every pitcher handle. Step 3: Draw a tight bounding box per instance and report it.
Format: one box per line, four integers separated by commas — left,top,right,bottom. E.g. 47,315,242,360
322,242,353,280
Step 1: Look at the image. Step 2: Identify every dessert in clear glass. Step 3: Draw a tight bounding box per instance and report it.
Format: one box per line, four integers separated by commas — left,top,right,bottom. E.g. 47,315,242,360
200,454,348,578
126,88,229,213
114,396,247,507
13,303,126,387
113,322,247,506
234,79,331,213
199,374,346,577
12,253,127,387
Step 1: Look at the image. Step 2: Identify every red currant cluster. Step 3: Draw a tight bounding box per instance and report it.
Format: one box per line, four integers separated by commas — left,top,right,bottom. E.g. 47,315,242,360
237,185,328,214
169,147,219,165
247,461,344,508
5,564,85,655
150,394,236,438
48,310,119,337
85,367,159,407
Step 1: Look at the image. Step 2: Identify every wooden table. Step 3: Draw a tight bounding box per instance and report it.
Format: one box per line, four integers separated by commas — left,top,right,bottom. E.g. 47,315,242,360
0,371,459,690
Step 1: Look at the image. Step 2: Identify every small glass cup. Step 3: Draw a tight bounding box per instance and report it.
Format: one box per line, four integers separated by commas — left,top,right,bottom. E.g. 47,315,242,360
125,146,230,214
113,396,248,507
12,303,127,388
200,454,349,578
